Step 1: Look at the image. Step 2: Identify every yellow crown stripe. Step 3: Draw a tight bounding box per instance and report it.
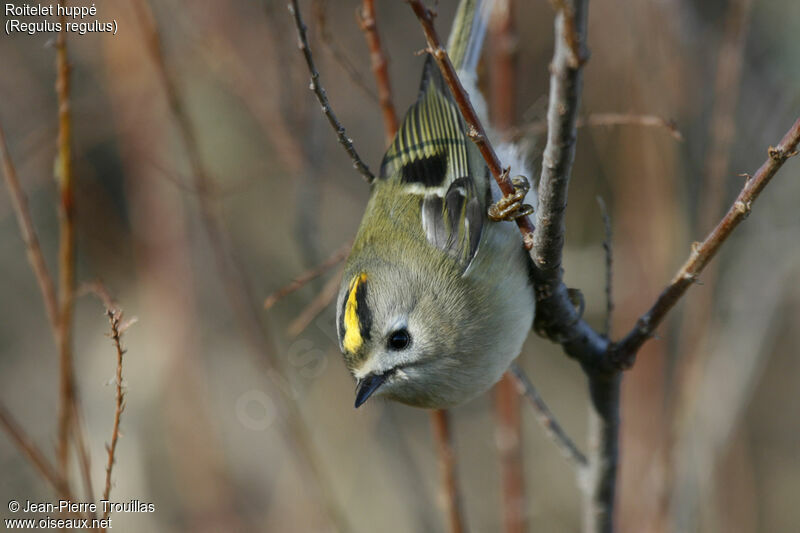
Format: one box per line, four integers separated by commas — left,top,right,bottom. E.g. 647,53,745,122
342,273,367,353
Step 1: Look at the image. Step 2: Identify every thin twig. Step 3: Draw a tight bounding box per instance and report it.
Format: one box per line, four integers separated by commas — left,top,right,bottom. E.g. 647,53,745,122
287,266,343,337
310,0,379,103
611,116,800,366
102,307,127,520
508,363,587,469
596,196,613,338
358,0,399,145
488,3,526,531
54,1,77,478
673,0,754,389
518,113,683,141
0,403,68,496
265,240,351,309
289,0,375,183
431,410,466,533
72,405,97,523
0,122,59,337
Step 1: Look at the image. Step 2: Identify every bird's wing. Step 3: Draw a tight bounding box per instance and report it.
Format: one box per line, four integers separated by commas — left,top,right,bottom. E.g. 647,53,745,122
379,57,488,271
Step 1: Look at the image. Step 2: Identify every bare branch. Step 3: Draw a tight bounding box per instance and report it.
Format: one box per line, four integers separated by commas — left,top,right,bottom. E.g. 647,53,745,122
0,122,59,337
488,3,527,531
596,196,613,337
71,405,99,523
431,410,467,533
0,403,68,496
508,363,587,469
311,0,379,103
286,266,343,337
102,306,128,520
358,0,399,145
289,0,375,183
612,116,800,366
518,112,683,142
55,1,77,477
265,240,351,310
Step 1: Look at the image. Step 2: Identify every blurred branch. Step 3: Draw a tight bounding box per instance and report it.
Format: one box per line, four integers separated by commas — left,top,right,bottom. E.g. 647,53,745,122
54,2,77,478
488,3,526,532
0,122,59,337
265,240,351,310
310,0,379,103
431,410,466,533
357,0,399,145
289,0,375,183
286,265,343,337
518,113,683,142
508,363,587,469
72,406,98,523
596,196,613,337
674,0,754,402
0,403,69,497
611,116,800,365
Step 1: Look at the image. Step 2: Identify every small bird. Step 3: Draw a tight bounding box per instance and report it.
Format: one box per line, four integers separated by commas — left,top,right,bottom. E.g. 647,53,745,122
336,0,535,409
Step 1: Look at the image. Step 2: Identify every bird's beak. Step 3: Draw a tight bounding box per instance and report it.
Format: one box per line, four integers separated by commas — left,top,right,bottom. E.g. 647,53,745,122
354,372,388,408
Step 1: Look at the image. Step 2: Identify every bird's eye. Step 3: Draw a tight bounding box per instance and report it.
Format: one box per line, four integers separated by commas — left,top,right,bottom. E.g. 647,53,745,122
387,329,411,350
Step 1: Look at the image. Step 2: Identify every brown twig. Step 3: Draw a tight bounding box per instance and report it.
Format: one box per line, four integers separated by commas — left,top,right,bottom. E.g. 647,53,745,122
265,241,351,310
611,116,800,366
431,410,466,533
358,0,399,145
508,363,587,469
520,113,683,141
54,2,77,478
310,0,379,103
488,3,526,531
0,403,68,496
596,196,613,337
286,266,344,337
71,404,99,523
102,306,128,520
289,0,375,183
0,122,59,337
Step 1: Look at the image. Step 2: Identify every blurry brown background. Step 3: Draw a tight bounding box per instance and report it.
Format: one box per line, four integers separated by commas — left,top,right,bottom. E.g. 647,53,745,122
1,0,799,531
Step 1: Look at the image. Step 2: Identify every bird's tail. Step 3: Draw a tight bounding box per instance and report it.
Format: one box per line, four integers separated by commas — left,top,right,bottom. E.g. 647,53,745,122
446,0,495,76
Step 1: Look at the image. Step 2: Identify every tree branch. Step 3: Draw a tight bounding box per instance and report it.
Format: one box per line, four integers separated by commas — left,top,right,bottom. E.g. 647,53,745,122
0,403,68,497
611,116,800,367
358,0,399,145
102,306,129,521
289,0,375,183
264,240,351,310
431,410,466,533
508,363,587,469
54,2,77,477
0,122,59,338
